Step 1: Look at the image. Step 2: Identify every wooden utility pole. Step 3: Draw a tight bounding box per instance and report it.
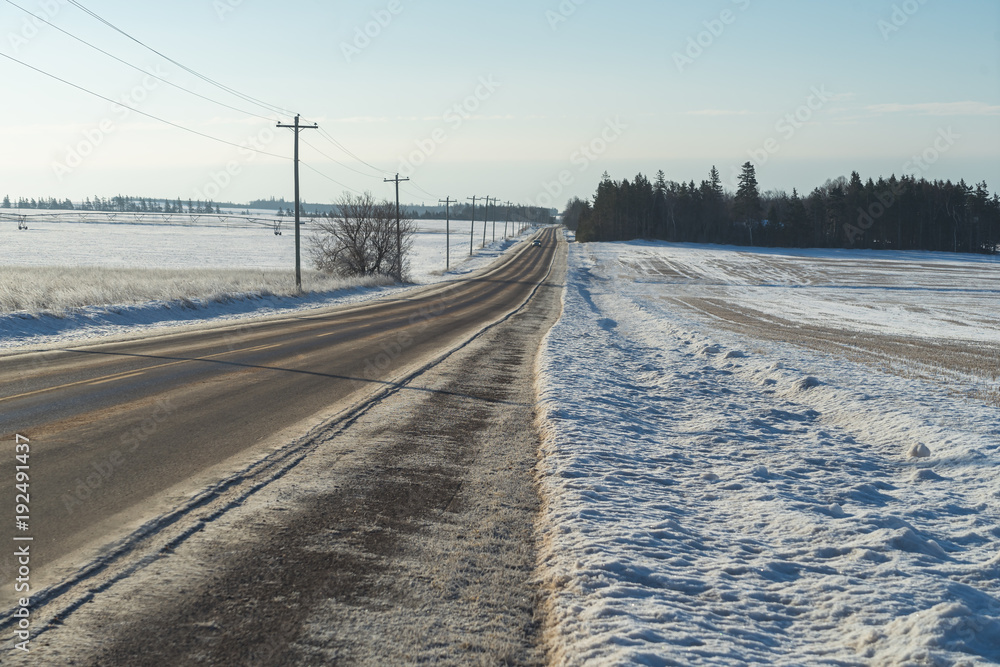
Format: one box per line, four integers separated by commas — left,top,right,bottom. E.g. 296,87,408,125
482,196,490,248
384,173,410,281
503,201,511,238
439,196,453,271
276,114,318,291
492,197,497,243
467,196,478,256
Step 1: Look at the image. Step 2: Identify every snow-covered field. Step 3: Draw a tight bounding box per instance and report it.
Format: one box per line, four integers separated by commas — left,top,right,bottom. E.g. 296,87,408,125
536,238,1000,665
0,217,534,349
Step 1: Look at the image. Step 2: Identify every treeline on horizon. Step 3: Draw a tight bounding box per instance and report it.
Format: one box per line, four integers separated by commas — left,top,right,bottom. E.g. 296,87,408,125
564,164,1000,254
1,194,556,225
412,203,553,224
2,195,338,216
2,194,224,214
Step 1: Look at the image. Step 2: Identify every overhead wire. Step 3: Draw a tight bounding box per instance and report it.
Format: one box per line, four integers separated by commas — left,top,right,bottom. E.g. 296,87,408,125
299,137,386,180
401,184,433,202
299,124,439,200
0,51,291,160
7,0,432,206
409,182,441,199
299,122,444,200
2,0,279,123
310,124,394,176
66,0,295,118
300,162,363,196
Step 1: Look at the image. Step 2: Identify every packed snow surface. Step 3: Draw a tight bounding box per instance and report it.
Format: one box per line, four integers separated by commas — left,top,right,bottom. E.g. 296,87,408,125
536,238,1000,665
0,217,534,348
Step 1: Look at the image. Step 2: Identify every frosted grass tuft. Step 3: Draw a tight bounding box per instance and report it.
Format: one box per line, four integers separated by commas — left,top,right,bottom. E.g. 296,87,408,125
0,266,391,316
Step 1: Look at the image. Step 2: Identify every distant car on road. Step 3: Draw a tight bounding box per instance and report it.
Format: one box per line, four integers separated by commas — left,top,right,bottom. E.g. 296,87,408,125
531,240,542,247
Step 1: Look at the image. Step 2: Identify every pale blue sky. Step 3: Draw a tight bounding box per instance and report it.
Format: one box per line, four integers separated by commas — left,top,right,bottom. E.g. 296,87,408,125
1,0,997,207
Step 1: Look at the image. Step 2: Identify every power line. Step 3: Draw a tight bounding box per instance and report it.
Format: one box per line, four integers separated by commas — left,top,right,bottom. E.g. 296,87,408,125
311,125,393,176
298,122,407,193
300,162,363,195
2,0,278,123
299,137,385,180
318,127,390,173
11,0,404,203
399,186,423,202
409,182,440,199
66,0,294,118
0,51,291,160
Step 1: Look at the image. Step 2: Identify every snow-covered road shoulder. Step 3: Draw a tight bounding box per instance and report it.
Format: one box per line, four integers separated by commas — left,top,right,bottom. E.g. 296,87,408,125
535,238,1000,665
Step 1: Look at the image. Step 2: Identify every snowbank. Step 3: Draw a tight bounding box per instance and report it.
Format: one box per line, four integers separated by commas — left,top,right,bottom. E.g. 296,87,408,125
535,238,1000,665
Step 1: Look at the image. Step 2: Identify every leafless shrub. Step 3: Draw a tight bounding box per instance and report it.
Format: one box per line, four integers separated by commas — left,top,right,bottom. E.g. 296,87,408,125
310,191,416,282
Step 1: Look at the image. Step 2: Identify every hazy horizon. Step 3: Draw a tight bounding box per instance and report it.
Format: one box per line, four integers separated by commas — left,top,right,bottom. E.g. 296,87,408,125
1,0,997,209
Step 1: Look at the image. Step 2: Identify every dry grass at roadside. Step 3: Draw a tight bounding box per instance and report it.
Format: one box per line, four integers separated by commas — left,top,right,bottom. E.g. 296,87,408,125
0,266,392,315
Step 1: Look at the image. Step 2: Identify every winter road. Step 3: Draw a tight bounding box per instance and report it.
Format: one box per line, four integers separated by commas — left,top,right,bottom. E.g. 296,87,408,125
0,227,559,662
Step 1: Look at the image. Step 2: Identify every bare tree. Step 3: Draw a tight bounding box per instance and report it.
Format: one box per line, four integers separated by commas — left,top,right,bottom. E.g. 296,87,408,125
310,191,416,281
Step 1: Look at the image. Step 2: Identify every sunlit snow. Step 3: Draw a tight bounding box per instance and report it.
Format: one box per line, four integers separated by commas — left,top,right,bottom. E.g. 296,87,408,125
536,235,1000,665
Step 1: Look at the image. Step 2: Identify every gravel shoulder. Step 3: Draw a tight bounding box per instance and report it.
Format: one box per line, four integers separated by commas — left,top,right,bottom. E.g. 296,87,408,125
15,233,567,666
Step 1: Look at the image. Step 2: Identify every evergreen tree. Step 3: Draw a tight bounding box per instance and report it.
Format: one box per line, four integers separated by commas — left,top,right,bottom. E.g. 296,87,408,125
652,170,670,239
826,181,847,246
734,162,761,244
786,189,809,247
807,188,827,247
654,170,667,195
1,195,9,208
708,165,724,199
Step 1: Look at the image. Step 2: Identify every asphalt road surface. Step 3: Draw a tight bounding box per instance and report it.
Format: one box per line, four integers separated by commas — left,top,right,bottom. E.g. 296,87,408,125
0,227,558,617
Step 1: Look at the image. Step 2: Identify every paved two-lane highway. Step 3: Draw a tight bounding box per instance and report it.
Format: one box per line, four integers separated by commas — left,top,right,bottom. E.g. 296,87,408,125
0,227,558,609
